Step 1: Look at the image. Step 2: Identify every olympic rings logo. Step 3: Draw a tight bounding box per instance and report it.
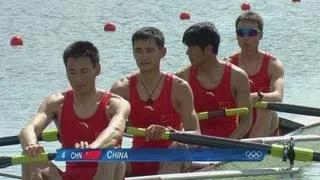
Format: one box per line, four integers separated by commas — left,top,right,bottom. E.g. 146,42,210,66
245,151,263,159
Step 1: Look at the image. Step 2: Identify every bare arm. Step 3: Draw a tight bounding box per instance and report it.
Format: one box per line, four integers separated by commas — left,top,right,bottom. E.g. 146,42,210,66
249,57,284,137
175,67,200,133
90,95,130,148
173,77,200,134
19,94,60,156
261,57,284,102
229,69,252,139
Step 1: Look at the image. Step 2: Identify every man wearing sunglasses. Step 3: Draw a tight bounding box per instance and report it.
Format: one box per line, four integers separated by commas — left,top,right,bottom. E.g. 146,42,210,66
228,11,284,138
176,22,252,140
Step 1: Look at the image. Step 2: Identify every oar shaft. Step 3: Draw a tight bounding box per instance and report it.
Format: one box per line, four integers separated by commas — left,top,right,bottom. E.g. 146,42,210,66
171,133,269,149
0,130,59,147
0,108,247,147
253,101,320,117
0,135,20,146
314,152,320,162
125,127,268,149
0,135,47,146
126,127,319,162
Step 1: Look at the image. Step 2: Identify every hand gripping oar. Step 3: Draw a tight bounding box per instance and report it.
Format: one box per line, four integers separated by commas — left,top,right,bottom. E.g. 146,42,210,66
1,126,320,168
0,108,247,147
0,129,59,147
126,127,320,163
253,101,320,117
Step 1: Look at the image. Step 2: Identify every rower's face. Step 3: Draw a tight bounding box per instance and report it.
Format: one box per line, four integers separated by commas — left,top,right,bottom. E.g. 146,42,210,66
66,57,99,93
186,45,207,66
236,21,262,50
133,39,166,72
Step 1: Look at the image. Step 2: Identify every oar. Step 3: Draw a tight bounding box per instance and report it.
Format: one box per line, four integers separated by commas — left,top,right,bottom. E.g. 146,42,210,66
0,108,247,147
253,101,320,117
1,126,320,168
0,153,56,169
126,127,320,162
0,172,21,179
197,107,248,120
0,129,59,147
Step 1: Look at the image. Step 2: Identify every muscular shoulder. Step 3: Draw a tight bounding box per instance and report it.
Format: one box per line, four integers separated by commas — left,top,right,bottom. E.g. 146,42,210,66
106,93,130,118
110,76,130,100
45,92,65,108
37,92,65,119
175,66,191,82
109,93,124,104
269,55,284,73
171,74,193,97
229,63,250,82
108,93,125,108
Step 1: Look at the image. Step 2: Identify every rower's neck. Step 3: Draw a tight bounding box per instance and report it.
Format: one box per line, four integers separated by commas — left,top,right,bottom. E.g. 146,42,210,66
139,70,162,84
241,49,260,62
197,56,219,75
73,88,99,104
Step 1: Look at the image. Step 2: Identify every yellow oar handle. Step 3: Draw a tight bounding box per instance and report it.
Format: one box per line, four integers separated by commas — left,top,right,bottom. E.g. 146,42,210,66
12,153,52,165
41,129,59,142
271,144,314,162
197,112,209,120
253,101,268,109
197,107,249,120
225,107,249,116
125,127,170,140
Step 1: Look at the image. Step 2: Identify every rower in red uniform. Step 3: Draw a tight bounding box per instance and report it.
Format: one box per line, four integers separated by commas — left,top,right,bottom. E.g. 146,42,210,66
110,27,200,177
176,22,252,139
228,11,284,137
19,41,130,180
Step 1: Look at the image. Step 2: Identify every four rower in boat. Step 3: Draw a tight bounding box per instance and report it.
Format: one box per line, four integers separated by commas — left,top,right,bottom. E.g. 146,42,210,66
110,27,200,177
16,12,286,180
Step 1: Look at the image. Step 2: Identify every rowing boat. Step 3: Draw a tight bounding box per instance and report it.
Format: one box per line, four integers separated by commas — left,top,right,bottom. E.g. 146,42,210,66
123,116,320,180
193,116,320,179
0,116,319,179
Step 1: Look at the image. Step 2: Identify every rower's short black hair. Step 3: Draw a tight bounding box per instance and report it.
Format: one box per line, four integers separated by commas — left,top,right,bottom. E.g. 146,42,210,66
132,27,165,48
63,41,100,68
235,11,264,32
182,22,220,55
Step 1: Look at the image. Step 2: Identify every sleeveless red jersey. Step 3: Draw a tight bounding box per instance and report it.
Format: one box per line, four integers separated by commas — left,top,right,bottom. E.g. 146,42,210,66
59,90,112,180
128,73,181,176
189,63,238,138
231,53,271,136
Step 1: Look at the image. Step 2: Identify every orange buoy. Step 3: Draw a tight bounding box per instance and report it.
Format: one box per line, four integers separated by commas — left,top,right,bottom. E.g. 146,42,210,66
241,2,251,11
180,11,190,20
10,35,23,46
104,22,116,32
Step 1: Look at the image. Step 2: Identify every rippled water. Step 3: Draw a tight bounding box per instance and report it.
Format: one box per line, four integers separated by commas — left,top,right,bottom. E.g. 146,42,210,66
0,0,319,179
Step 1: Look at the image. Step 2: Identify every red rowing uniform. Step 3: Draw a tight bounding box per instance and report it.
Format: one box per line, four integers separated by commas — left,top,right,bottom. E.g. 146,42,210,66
231,53,272,137
59,90,113,180
189,63,238,138
128,73,181,177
